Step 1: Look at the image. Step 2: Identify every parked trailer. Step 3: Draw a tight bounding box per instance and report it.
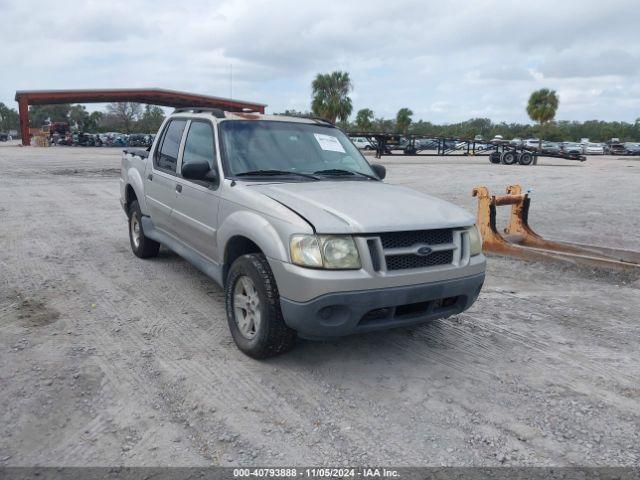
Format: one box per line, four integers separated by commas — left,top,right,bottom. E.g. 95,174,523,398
485,142,586,165
347,133,586,164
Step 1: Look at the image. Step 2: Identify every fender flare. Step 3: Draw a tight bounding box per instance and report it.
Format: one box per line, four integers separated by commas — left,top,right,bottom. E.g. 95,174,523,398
126,167,148,214
217,210,290,264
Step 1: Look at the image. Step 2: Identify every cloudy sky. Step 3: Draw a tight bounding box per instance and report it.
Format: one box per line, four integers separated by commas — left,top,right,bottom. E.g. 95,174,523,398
1,0,639,123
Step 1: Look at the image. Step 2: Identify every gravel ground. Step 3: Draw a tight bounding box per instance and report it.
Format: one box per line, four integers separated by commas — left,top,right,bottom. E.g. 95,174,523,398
0,143,638,466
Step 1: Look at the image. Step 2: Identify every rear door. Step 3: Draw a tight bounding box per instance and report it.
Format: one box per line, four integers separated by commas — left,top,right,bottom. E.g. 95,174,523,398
171,119,221,261
144,119,187,234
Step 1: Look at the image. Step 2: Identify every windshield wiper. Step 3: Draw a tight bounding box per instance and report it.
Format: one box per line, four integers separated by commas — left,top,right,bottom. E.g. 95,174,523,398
313,168,378,180
235,169,319,180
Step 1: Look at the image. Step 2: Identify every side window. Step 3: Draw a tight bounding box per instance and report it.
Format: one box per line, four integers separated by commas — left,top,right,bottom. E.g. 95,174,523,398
182,121,216,170
155,119,186,173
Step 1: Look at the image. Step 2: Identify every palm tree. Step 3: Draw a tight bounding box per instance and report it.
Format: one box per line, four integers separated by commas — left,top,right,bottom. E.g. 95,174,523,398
355,108,374,131
311,71,353,124
396,108,413,135
527,89,559,127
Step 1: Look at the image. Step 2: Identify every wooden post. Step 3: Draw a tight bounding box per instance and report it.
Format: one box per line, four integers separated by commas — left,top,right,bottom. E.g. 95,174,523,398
18,97,29,146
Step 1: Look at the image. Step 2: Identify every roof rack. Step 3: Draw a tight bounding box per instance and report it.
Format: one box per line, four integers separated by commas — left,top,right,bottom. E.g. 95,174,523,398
270,112,333,126
310,117,334,126
173,107,226,118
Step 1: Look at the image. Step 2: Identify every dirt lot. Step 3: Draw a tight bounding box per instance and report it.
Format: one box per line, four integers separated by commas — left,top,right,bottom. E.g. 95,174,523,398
0,143,639,466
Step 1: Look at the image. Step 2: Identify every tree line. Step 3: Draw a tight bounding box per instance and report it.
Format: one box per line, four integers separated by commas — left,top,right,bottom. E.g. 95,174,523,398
0,102,166,135
307,71,640,142
342,116,640,142
0,103,20,133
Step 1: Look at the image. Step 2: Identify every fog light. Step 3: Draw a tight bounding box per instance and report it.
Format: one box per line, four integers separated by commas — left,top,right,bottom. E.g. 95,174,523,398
319,306,334,320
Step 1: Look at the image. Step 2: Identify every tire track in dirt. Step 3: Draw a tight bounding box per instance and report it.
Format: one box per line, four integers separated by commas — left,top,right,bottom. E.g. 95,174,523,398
53,242,330,462
457,309,639,388
80,261,375,463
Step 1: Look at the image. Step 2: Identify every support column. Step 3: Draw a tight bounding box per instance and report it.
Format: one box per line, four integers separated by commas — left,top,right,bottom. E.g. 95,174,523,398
18,97,30,146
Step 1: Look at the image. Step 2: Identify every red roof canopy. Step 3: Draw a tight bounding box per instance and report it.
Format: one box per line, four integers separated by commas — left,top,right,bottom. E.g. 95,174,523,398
15,88,266,145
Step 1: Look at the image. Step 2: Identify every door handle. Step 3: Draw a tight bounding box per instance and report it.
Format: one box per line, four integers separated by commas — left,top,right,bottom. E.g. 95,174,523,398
176,184,182,193
147,174,153,181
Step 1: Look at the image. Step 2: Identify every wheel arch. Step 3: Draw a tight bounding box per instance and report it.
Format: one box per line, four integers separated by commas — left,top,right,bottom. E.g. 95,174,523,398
125,167,148,214
223,236,264,284
124,184,137,212
218,210,291,285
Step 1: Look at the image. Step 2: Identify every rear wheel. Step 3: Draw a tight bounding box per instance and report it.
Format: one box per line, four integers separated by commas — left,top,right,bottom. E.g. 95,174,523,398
501,151,518,165
225,254,296,358
489,152,501,164
128,200,160,258
518,152,534,165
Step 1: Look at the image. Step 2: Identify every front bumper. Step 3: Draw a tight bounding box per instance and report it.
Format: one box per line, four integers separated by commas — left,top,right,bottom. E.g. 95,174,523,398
268,254,486,302
279,272,484,339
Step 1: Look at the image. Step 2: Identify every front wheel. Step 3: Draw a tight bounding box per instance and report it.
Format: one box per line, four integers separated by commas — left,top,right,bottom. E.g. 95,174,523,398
225,254,296,358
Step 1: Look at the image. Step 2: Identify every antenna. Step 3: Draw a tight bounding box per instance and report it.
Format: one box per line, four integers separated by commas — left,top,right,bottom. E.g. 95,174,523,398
230,63,233,100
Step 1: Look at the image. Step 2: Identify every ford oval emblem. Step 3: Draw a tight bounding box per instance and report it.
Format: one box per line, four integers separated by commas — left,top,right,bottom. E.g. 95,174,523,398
416,246,433,256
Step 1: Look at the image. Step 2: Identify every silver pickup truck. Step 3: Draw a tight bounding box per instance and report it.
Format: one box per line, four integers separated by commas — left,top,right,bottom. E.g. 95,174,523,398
120,108,485,358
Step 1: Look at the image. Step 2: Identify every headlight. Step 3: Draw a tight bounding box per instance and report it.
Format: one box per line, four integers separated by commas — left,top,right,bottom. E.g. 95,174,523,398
290,235,323,268
290,235,361,269
467,225,482,256
320,236,361,269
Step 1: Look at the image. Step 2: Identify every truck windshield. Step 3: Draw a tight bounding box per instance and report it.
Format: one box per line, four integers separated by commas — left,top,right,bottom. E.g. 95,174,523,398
219,120,376,179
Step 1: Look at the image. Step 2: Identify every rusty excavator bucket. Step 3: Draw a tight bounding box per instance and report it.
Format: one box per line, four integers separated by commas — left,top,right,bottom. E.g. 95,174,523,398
472,185,640,270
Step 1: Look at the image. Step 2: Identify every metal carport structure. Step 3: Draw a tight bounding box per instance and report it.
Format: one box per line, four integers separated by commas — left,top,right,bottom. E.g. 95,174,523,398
14,88,267,145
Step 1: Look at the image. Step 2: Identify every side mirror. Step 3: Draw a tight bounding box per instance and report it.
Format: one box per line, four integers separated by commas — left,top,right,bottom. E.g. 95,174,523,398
370,163,386,180
182,161,218,182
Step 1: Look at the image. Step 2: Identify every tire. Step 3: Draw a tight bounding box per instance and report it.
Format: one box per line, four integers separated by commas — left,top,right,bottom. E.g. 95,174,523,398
518,152,534,166
489,152,501,164
128,200,160,258
501,151,517,165
225,254,296,358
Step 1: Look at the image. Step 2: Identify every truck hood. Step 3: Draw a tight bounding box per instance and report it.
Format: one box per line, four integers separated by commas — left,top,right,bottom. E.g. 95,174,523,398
249,181,474,234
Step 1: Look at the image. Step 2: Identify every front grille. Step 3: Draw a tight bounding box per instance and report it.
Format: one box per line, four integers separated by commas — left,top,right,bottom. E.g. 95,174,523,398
385,250,453,271
379,229,453,249
367,239,382,271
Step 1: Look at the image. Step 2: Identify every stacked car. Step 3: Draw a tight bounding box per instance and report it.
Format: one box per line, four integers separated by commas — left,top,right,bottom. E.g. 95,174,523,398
46,132,155,147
